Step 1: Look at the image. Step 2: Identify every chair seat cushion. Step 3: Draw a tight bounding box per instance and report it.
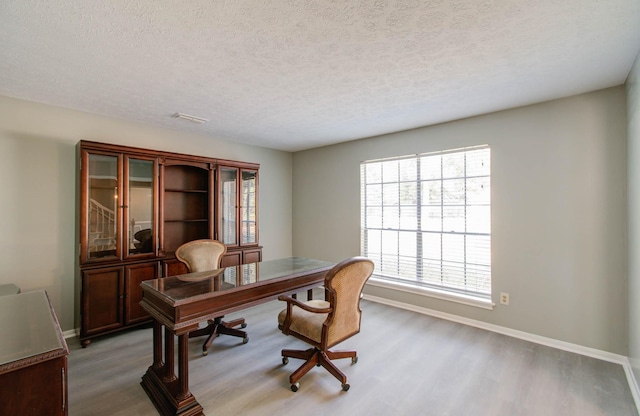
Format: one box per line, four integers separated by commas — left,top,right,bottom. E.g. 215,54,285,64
278,300,329,343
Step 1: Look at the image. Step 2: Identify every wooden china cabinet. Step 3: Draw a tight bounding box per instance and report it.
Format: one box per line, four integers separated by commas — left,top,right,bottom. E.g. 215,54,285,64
76,141,261,347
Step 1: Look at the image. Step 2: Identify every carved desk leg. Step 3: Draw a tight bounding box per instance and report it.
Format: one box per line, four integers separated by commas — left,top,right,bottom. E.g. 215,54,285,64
177,334,191,401
141,322,203,416
170,332,201,415
163,328,176,382
152,321,164,370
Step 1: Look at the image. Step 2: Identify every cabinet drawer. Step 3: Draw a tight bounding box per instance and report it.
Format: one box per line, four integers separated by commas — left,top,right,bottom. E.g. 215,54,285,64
222,252,242,267
243,248,262,264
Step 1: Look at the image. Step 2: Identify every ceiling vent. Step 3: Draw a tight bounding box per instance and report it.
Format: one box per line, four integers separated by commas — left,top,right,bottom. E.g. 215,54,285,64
172,112,208,124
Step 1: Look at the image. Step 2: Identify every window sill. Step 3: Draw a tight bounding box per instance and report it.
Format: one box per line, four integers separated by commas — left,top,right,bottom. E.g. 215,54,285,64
366,276,495,310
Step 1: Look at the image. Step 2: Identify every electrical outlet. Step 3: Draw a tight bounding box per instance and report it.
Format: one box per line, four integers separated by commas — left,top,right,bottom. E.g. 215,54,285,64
500,292,510,305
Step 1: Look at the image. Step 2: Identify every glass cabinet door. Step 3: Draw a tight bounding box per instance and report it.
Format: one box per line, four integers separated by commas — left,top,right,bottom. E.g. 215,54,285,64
219,167,238,245
86,153,120,260
241,170,257,245
126,157,155,257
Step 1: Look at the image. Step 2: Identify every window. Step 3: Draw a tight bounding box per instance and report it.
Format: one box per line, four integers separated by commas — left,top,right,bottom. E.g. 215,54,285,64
360,145,491,303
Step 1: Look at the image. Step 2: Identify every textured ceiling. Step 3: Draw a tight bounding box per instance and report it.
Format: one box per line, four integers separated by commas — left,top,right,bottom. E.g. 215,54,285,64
1,1,640,152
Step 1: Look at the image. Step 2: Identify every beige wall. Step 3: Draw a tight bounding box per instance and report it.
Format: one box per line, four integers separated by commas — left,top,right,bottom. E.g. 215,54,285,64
628,51,640,377
0,96,293,332
0,85,631,356
293,87,628,354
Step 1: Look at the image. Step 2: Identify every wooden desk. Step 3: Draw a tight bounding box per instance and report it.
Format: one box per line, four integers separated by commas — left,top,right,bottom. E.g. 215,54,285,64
0,291,69,416
139,257,333,416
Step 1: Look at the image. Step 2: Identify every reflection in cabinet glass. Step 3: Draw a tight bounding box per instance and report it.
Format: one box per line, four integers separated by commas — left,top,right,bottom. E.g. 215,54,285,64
217,262,259,286
87,154,119,260
220,167,237,245
241,170,257,245
127,158,154,256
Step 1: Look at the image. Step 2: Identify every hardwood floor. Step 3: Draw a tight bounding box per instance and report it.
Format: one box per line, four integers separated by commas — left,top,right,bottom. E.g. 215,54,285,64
68,299,637,415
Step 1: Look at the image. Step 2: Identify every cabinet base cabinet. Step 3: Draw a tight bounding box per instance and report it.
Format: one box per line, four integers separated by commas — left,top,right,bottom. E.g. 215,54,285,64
80,266,124,344
80,261,159,347
78,250,261,346
125,262,160,325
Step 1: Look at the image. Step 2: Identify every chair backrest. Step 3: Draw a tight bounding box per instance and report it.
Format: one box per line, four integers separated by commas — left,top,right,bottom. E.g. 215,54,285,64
175,239,227,273
323,257,375,348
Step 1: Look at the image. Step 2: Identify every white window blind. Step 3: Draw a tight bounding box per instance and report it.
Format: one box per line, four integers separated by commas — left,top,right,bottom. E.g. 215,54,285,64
360,145,491,300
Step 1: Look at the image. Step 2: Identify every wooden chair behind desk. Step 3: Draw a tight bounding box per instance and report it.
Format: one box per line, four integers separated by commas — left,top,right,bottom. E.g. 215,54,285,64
175,239,248,355
277,257,374,392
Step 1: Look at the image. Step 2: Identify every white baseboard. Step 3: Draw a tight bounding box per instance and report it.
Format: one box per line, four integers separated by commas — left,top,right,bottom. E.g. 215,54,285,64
623,357,640,416
63,328,78,340
363,294,640,415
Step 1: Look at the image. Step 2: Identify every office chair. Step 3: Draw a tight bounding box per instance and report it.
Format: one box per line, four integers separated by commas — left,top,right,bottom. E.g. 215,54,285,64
277,257,374,392
175,239,248,355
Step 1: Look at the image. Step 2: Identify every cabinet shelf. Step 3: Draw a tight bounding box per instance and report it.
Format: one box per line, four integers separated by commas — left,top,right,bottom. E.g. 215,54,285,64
164,190,207,222
163,162,210,249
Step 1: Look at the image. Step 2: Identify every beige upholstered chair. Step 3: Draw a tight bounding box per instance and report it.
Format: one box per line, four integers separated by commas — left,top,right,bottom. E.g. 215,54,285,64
175,239,248,355
277,257,374,392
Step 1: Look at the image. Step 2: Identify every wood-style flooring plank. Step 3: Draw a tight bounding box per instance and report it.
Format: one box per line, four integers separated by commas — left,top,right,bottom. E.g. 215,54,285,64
67,299,637,416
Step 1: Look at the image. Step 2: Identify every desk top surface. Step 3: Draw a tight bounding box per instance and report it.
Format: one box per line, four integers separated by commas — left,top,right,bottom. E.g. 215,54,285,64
142,257,333,304
0,291,68,369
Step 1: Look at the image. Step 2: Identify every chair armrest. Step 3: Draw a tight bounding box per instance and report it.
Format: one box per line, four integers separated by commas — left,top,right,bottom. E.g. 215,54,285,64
277,295,332,314
278,294,332,335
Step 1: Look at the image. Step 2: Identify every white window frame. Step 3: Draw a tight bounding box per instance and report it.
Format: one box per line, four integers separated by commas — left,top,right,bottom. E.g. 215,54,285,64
360,145,493,309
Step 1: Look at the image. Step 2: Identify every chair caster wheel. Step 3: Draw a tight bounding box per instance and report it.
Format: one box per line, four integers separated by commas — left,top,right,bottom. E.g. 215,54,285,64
342,383,350,391
282,357,289,365
241,323,247,328
291,383,299,392
352,356,358,364
242,337,249,344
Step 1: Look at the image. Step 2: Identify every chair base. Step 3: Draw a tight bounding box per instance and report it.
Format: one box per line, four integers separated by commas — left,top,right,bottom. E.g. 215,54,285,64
281,347,357,388
189,316,247,355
